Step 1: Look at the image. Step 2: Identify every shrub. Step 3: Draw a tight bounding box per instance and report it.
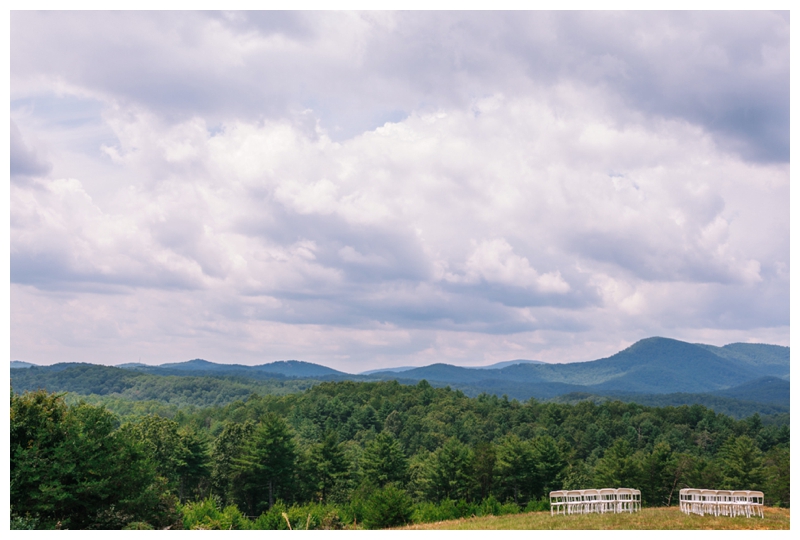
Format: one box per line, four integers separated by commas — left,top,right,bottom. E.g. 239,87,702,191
362,484,413,529
524,496,551,513
180,497,252,530
498,501,521,515
252,501,287,530
478,495,502,516
411,496,526,524
252,501,343,530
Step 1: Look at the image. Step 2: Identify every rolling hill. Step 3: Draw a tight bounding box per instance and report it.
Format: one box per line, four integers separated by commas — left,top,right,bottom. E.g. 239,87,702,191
9,363,319,407
123,358,346,379
365,337,788,396
10,337,789,413
549,376,790,420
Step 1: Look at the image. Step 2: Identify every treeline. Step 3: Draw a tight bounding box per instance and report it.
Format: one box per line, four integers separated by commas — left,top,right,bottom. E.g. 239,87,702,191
550,391,789,421
11,380,790,529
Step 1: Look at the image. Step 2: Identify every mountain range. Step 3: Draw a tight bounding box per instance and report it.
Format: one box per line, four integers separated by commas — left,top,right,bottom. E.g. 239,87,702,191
362,337,788,394
11,337,789,414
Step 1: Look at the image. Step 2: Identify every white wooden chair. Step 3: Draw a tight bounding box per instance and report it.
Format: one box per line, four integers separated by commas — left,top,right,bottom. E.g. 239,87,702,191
616,488,634,513
700,489,720,516
631,489,641,512
678,488,689,514
684,488,702,515
582,489,600,514
598,488,617,514
566,490,584,515
748,491,764,518
731,490,751,518
716,490,734,517
549,490,567,516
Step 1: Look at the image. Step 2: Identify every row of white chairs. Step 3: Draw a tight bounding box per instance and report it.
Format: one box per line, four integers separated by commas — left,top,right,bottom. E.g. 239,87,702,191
549,488,641,516
679,489,764,518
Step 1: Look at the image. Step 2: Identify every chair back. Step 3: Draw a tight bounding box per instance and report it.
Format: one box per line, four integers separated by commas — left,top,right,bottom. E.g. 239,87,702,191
616,488,633,500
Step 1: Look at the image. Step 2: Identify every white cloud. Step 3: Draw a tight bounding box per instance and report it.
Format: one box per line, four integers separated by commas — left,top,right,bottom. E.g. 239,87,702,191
449,239,570,294
9,12,788,368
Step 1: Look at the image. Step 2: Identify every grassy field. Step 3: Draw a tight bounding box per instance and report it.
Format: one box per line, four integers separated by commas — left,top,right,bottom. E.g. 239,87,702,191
396,506,790,530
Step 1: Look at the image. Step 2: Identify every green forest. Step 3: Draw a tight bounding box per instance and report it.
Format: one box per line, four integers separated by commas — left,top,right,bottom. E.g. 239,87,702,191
10,379,790,530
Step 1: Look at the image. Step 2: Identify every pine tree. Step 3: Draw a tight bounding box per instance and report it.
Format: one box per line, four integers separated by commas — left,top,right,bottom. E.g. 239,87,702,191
235,414,297,515
361,432,408,488
425,438,476,501
594,438,643,489
531,435,565,498
496,435,537,505
210,420,255,506
309,430,348,501
720,435,765,490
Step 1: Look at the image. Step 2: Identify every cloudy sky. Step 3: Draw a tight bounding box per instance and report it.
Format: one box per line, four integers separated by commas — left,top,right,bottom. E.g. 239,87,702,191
10,11,789,372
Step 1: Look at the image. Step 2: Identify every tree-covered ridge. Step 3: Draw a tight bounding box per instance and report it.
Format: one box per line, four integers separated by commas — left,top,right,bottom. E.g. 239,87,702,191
134,358,346,378
549,385,789,421
710,376,790,405
11,337,791,416
366,337,790,394
11,364,319,408
698,343,790,375
11,380,789,529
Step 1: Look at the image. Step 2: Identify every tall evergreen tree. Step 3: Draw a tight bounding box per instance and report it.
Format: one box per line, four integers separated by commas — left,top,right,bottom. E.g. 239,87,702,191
594,438,643,489
308,431,349,501
473,441,496,499
638,442,677,507
235,414,297,515
719,435,765,490
764,446,790,507
177,427,211,502
531,435,565,498
361,432,408,488
210,420,255,506
424,438,476,501
496,435,537,505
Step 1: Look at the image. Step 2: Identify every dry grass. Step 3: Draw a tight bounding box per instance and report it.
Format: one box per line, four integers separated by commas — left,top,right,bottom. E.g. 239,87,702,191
395,506,790,530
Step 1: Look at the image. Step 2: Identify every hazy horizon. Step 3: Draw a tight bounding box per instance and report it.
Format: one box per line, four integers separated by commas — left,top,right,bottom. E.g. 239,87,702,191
10,11,789,373
9,335,788,372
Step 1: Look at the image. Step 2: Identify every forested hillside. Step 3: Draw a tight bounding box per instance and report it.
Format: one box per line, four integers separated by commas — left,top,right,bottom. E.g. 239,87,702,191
11,380,790,530
11,337,791,413
135,359,346,378
367,338,790,395
11,364,318,408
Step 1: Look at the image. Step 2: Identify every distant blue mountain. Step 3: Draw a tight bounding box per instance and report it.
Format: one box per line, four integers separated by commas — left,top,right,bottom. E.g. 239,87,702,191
16,337,790,412
133,358,346,379
251,360,345,378
360,359,543,375
10,361,36,369
359,366,417,375
709,376,789,405
364,337,790,395
470,359,544,370
157,359,247,371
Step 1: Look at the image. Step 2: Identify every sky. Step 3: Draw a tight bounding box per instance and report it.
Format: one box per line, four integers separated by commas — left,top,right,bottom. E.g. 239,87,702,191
9,11,790,372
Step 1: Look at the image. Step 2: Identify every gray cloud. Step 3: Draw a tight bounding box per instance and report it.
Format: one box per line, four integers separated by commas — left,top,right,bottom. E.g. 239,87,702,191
9,11,788,368
11,12,787,161
10,120,51,178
